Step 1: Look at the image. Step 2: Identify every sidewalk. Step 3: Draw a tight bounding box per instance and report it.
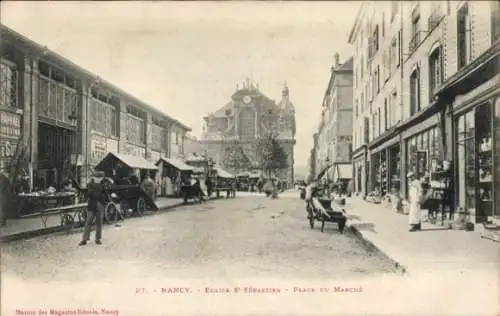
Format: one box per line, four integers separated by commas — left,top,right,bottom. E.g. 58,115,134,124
0,197,184,242
344,197,500,275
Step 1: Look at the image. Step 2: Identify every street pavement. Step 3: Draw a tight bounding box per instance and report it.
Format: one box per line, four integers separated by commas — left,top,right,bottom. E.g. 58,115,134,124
0,197,185,240
2,193,498,316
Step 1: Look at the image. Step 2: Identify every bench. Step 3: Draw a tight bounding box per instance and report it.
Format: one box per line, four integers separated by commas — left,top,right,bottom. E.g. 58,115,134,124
21,203,87,230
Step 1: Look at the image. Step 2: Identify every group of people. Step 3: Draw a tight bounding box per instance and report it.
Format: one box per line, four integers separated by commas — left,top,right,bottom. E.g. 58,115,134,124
302,172,432,233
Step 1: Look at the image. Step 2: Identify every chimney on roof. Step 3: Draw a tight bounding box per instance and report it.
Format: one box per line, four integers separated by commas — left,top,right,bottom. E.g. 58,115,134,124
334,53,340,68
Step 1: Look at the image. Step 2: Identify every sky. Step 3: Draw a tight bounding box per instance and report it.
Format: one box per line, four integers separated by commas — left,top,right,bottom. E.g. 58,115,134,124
2,1,360,168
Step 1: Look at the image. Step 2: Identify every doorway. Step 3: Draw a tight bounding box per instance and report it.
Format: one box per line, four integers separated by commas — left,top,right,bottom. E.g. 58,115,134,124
36,122,76,190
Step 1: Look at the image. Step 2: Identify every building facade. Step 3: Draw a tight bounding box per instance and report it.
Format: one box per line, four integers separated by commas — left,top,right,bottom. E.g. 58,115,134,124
347,1,500,223
0,25,190,190
349,1,405,197
313,54,354,182
200,79,296,187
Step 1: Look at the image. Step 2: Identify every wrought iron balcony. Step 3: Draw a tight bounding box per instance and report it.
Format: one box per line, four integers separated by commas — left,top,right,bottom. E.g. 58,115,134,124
408,31,428,55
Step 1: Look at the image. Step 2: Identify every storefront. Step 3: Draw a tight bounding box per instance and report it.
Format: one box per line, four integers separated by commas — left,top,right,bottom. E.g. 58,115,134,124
404,124,442,197
368,130,399,195
387,144,401,194
351,145,367,196
453,87,500,223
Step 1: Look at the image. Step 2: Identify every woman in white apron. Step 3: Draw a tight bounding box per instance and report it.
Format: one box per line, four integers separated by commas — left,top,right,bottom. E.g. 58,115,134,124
408,172,423,232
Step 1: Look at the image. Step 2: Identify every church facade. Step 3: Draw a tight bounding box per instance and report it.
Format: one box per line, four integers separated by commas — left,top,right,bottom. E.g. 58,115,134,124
200,79,296,187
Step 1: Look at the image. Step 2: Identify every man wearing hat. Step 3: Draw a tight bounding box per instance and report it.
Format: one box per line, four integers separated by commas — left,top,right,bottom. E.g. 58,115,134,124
79,170,106,246
407,171,423,232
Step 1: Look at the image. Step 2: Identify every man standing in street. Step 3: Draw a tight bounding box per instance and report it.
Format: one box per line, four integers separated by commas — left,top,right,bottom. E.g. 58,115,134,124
79,171,106,246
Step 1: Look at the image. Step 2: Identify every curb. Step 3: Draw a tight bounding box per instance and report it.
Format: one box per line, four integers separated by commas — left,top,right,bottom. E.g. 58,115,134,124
1,197,225,243
346,221,409,276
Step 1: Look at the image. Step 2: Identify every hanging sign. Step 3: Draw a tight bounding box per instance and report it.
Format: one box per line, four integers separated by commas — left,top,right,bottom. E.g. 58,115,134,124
0,111,22,139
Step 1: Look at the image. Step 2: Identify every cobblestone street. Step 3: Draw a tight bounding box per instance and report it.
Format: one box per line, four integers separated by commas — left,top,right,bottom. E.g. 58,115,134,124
2,194,498,315
2,194,398,315
2,195,394,281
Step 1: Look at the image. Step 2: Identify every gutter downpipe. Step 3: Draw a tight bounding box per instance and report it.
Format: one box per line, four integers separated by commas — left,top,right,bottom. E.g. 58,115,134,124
399,0,406,200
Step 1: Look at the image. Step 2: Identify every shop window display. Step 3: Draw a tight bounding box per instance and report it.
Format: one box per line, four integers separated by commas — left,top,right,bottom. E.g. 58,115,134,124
388,145,401,193
476,103,493,222
455,102,496,223
405,126,441,197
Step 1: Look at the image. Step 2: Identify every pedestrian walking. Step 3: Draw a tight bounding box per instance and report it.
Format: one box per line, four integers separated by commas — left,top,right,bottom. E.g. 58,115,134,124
407,172,423,232
79,171,106,246
141,172,156,201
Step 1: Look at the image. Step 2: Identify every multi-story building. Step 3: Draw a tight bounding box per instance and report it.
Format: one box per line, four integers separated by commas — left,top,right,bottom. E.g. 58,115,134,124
314,53,354,182
317,54,353,180
349,1,405,197
348,1,500,224
0,25,190,190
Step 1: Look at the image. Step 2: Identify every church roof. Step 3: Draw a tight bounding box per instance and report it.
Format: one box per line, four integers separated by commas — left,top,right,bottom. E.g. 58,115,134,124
209,100,234,118
207,88,279,120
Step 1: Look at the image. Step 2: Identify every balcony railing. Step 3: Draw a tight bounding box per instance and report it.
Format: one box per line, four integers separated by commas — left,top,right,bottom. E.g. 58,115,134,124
408,31,428,55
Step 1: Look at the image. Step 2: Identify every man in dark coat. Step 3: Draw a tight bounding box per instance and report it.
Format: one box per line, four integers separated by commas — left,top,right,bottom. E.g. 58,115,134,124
79,171,106,246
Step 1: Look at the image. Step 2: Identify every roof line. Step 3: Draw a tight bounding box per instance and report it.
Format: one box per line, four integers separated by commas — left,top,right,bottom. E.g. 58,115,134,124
0,24,191,131
347,3,365,44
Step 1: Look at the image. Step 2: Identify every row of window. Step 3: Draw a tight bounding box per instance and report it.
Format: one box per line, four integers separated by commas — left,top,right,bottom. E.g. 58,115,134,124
0,56,187,151
89,99,177,151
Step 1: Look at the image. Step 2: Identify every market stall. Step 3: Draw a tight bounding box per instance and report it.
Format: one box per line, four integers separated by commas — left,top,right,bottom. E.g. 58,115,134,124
212,166,235,198
155,157,194,196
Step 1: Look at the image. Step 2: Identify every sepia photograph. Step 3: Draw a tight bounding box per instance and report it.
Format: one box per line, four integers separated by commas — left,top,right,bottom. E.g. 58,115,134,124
0,1,499,315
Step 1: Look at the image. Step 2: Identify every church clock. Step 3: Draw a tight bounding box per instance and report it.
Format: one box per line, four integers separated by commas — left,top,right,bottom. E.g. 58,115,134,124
243,95,252,104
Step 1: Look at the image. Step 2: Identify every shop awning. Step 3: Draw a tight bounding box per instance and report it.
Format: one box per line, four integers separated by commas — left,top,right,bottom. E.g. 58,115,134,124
214,166,235,178
335,164,353,180
96,152,158,171
156,157,194,172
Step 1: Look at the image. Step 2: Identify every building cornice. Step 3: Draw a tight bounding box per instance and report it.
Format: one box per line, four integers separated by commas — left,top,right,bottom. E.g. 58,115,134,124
348,3,365,44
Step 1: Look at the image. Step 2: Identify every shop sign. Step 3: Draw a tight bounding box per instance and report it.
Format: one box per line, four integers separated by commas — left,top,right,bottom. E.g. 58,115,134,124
124,143,145,158
90,135,119,164
0,111,22,139
0,139,18,171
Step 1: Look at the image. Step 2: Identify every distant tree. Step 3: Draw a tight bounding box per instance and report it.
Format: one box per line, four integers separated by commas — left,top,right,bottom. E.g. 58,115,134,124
222,141,252,173
255,133,289,178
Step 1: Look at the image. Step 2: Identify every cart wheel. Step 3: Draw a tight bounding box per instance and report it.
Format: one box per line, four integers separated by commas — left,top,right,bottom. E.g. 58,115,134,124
104,202,118,224
136,197,146,217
